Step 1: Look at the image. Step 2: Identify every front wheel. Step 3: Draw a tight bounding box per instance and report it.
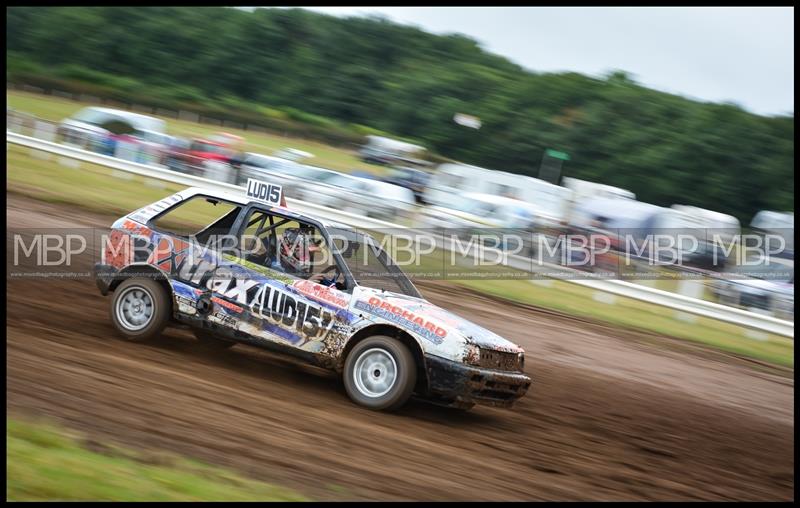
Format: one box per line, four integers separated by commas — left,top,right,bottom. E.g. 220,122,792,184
110,278,171,342
343,336,416,411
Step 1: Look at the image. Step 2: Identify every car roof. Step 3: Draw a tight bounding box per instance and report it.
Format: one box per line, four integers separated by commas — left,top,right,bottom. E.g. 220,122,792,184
180,186,344,228
670,205,740,228
751,210,794,229
79,107,165,129
72,106,167,134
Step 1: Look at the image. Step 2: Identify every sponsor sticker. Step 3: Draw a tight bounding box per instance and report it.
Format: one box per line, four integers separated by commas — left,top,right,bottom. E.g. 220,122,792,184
292,279,349,309
354,296,446,344
205,275,336,344
209,311,237,328
212,296,243,314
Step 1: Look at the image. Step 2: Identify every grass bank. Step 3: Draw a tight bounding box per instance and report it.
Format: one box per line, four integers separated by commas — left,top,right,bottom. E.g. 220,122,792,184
6,418,308,501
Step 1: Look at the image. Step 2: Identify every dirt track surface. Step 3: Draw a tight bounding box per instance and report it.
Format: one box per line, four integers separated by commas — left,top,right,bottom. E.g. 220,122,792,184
6,195,794,501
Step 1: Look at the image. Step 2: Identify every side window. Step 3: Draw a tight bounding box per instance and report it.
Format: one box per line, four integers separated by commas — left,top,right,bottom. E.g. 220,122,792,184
236,208,336,281
150,195,242,242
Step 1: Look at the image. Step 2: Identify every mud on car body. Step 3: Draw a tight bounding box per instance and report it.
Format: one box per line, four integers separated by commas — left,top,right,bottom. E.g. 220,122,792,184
94,183,531,411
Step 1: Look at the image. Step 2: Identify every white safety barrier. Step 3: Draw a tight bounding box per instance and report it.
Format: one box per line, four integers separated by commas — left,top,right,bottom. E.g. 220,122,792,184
7,131,794,338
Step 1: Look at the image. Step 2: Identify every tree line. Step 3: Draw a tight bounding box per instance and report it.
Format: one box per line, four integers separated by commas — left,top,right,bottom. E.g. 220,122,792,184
6,6,794,222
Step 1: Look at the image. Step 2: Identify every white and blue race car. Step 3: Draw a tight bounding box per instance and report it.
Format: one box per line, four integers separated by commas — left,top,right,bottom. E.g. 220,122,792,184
94,180,531,411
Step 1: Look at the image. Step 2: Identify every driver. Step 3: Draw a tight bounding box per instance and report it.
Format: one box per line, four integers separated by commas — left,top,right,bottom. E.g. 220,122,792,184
278,227,340,286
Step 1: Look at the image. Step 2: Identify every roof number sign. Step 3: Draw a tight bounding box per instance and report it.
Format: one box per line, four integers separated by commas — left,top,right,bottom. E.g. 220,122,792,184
246,178,283,206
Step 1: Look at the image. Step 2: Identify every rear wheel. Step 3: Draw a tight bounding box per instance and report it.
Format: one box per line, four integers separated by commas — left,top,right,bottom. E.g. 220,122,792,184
110,278,170,342
343,336,416,411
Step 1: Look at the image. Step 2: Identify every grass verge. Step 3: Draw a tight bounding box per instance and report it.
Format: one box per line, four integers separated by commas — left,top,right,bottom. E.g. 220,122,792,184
6,418,308,501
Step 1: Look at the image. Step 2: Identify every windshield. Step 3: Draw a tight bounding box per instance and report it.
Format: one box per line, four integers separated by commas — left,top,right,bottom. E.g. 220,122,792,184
327,227,421,298
72,108,109,126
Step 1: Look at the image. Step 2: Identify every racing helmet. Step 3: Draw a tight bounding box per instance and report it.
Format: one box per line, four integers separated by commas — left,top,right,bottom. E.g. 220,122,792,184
278,227,321,277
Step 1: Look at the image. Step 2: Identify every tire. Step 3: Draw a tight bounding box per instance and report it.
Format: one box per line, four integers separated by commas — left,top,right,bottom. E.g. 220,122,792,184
193,328,236,349
110,278,171,342
343,335,416,411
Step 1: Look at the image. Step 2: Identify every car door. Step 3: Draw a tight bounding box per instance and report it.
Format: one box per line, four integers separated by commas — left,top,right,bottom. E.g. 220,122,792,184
215,204,353,355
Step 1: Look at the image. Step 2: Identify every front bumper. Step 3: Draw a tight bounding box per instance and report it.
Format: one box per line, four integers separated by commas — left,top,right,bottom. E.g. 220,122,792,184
424,354,532,408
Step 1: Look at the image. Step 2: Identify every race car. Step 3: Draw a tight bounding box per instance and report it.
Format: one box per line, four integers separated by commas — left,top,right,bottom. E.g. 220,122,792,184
93,179,531,411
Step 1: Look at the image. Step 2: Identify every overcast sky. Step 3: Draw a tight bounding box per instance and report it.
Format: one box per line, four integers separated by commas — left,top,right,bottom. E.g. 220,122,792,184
269,7,793,116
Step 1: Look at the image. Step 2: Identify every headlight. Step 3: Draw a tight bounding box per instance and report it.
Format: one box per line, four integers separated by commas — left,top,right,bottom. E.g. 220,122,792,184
465,344,481,366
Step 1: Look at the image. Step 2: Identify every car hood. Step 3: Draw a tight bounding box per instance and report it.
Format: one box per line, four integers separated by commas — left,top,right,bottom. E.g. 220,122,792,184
352,286,524,354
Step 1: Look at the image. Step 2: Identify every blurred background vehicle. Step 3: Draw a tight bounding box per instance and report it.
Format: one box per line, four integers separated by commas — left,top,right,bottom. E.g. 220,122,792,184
668,205,741,270
58,106,168,161
166,132,245,180
710,257,794,319
359,135,427,166
382,164,433,204
425,163,573,221
562,177,636,223
570,197,735,272
166,137,230,175
751,210,794,256
295,171,416,220
418,192,540,230
236,152,340,198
